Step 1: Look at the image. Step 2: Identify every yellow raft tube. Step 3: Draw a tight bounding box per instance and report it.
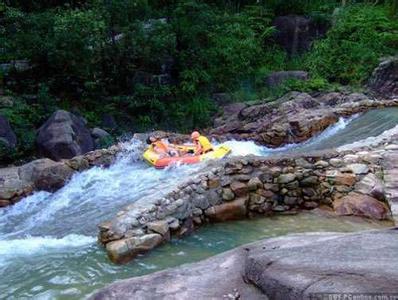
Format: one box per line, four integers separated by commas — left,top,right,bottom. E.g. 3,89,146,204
143,144,231,169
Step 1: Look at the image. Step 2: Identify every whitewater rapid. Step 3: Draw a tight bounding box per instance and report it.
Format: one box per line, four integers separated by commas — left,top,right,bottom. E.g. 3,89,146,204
0,115,356,265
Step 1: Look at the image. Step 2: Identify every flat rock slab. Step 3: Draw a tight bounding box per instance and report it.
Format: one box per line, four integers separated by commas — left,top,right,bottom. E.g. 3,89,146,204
246,229,398,299
91,229,398,300
90,246,266,300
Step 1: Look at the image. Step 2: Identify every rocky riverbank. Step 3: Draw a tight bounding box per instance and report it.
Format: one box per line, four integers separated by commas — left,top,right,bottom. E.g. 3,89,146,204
99,124,398,264
210,92,398,147
0,144,123,207
90,228,398,300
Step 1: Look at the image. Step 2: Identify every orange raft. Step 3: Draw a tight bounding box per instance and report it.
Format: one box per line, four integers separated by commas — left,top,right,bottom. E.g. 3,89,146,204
143,144,231,169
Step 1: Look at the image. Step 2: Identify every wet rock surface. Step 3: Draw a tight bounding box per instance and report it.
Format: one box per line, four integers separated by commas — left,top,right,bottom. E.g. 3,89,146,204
91,229,398,300
210,91,398,147
0,144,123,206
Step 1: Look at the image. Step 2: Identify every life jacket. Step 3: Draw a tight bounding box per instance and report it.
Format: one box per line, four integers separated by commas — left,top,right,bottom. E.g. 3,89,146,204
197,136,213,153
152,141,168,153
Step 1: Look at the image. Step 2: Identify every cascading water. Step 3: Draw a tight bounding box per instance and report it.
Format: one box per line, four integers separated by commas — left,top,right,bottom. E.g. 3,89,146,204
1,107,398,299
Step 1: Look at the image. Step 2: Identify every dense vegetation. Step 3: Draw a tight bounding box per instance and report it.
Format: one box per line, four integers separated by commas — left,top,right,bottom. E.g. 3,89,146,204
0,0,397,163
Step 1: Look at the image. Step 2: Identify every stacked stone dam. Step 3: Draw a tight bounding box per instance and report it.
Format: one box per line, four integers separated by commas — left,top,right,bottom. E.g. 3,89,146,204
100,144,395,263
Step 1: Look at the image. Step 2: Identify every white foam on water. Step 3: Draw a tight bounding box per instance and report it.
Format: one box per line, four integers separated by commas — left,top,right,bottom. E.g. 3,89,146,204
222,140,267,156
219,115,357,157
0,234,95,266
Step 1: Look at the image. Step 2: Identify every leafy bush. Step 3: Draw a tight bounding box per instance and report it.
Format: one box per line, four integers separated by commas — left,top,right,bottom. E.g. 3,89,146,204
306,5,398,85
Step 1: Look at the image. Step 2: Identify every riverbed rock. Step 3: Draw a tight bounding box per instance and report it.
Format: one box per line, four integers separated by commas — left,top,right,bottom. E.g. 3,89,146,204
245,229,398,299
326,171,357,186
36,110,94,160
91,229,398,300
91,241,266,300
347,163,369,175
146,220,169,236
265,71,309,88
106,233,163,264
0,115,17,148
0,166,32,200
230,181,248,197
333,192,390,220
277,173,296,184
368,56,398,99
205,197,247,222
24,158,75,192
355,173,385,201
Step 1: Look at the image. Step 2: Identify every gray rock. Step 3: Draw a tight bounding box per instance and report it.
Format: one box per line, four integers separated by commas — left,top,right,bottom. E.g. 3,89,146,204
25,158,75,192
91,229,398,300
91,242,266,300
146,220,169,236
106,233,163,264
222,188,235,201
245,229,398,299
0,115,17,148
36,110,94,160
347,163,369,175
0,166,32,200
300,176,318,187
265,71,309,88
91,128,110,139
368,56,398,99
355,173,385,201
277,173,296,184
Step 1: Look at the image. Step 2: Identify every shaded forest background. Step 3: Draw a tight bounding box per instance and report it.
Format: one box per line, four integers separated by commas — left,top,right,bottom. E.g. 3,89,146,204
0,0,397,162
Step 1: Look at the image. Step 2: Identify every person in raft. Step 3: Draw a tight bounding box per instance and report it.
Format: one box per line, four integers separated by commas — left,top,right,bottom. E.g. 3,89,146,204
146,135,179,157
191,131,214,155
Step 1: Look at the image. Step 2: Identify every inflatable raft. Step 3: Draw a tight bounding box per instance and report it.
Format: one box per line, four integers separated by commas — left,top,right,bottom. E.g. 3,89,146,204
143,144,231,169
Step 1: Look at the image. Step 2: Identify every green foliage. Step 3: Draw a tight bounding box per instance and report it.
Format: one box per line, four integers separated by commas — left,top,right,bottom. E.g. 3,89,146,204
2,0,398,164
306,5,398,85
0,98,48,163
95,135,116,149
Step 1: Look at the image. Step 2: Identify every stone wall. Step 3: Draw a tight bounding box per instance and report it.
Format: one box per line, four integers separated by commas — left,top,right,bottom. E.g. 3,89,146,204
99,147,392,264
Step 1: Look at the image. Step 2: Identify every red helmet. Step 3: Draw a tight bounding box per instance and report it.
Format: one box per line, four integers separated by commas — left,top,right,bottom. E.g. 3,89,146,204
191,131,200,139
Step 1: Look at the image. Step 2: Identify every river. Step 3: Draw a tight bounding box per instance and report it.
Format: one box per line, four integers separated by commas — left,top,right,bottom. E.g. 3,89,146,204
1,107,398,299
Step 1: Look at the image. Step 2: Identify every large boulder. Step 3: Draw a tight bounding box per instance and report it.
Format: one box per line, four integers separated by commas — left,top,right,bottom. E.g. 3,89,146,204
90,229,398,300
0,166,33,202
22,158,75,192
0,115,17,148
245,229,398,299
333,192,391,220
36,110,94,160
368,56,398,99
265,71,309,88
273,15,329,55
